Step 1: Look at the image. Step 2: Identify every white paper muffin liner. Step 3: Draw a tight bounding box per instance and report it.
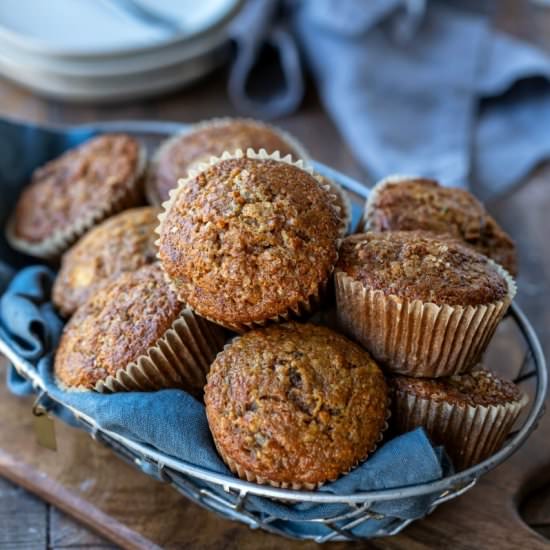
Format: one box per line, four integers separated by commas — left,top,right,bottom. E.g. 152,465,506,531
357,173,422,233
145,117,311,206
318,175,352,237
6,144,147,260
206,333,391,490
155,148,344,333
392,388,528,470
335,262,516,377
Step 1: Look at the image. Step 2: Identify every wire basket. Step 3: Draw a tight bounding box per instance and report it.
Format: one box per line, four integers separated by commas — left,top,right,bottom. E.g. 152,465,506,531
0,120,547,543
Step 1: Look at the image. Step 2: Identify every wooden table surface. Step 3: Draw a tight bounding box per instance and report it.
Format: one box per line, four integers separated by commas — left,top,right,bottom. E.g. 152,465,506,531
1,2,550,548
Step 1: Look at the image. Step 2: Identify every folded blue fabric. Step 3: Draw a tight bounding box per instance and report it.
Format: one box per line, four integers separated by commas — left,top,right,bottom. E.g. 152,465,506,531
0,266,452,537
230,0,550,199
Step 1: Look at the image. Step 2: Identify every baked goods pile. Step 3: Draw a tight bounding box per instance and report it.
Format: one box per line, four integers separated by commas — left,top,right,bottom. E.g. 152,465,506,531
5,118,527,485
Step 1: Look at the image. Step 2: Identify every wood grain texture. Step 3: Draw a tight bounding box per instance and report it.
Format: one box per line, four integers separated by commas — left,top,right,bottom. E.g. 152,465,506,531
0,1,549,548
0,477,48,550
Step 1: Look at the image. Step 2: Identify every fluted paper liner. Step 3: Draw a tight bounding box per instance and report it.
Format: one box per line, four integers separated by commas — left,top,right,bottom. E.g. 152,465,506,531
392,389,528,470
206,332,391,490
92,308,225,395
155,148,344,333
6,145,147,260
318,175,352,237
145,117,311,206
357,173,421,233
335,262,516,377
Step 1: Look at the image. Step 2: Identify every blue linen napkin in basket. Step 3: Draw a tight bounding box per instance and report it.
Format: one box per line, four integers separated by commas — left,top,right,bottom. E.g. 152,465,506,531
0,266,452,537
230,0,550,199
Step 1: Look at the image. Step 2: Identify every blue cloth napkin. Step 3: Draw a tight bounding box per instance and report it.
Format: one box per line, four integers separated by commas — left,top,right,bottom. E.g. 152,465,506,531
0,265,452,537
230,0,550,199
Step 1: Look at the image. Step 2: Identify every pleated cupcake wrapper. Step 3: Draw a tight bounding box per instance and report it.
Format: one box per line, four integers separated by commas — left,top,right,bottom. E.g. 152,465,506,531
156,148,343,332
319,176,352,237
392,390,528,470
335,263,516,377
91,308,226,394
145,117,311,206
6,145,148,261
357,173,420,233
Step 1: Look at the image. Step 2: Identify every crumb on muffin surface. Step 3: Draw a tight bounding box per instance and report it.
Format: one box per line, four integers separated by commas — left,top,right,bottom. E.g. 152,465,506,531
158,157,340,326
205,322,389,486
337,231,509,306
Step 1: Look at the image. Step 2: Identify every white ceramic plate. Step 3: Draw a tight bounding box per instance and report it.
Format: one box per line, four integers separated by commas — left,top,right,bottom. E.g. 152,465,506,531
0,0,241,58
0,20,232,77
0,46,228,102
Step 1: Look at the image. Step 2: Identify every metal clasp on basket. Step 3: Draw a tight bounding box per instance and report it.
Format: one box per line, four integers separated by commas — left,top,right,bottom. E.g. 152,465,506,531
32,390,57,451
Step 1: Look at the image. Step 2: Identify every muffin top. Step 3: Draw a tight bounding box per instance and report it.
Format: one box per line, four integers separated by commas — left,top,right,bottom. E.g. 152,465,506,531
391,367,523,407
337,231,509,306
158,156,340,328
53,207,160,317
365,177,517,275
151,119,304,203
205,323,389,486
12,134,143,243
54,264,183,389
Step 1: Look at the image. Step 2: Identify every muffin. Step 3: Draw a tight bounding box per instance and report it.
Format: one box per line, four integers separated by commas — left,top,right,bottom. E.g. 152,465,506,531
7,134,146,260
156,150,342,332
390,368,528,470
53,207,160,317
360,176,517,275
146,118,309,205
335,231,515,377
54,264,225,395
205,322,389,488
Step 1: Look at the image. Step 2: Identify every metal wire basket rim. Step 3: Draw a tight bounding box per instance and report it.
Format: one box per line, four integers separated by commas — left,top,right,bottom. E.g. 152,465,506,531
0,118,546,504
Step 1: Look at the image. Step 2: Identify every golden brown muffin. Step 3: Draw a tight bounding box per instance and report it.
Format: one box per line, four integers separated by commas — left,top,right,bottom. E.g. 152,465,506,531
390,368,527,470
53,207,160,317
147,118,308,204
361,176,517,275
338,231,509,307
335,231,515,377
157,152,341,332
7,134,146,259
54,264,224,394
205,322,389,488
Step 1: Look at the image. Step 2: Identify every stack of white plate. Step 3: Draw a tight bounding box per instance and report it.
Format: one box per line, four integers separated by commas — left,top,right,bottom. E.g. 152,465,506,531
0,0,242,102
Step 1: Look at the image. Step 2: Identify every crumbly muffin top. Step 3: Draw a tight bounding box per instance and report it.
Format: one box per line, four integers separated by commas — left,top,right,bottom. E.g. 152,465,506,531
158,157,340,327
53,207,160,317
152,119,303,202
205,323,389,485
54,264,183,389
337,231,509,306
391,367,523,407
13,134,142,243
366,178,517,275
